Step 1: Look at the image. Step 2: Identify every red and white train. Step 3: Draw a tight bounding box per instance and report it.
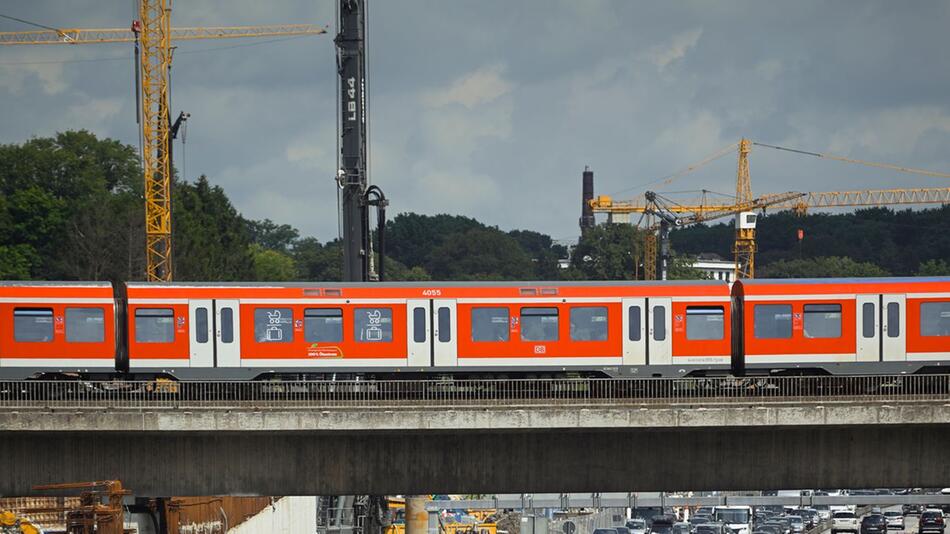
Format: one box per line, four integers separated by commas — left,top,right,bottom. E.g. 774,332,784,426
0,277,948,380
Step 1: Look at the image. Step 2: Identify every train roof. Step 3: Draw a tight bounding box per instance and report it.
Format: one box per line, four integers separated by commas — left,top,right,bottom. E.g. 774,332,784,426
736,276,950,295
125,279,727,288
738,276,950,286
0,281,112,288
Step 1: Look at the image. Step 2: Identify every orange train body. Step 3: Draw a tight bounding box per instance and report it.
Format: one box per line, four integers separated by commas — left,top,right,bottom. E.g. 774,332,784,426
0,278,948,379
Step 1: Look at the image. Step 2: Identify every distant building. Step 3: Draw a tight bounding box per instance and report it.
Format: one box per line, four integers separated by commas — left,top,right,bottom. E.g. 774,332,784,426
692,253,739,282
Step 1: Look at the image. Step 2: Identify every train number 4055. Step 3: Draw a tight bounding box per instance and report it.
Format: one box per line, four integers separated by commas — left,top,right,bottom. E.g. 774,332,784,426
422,289,442,296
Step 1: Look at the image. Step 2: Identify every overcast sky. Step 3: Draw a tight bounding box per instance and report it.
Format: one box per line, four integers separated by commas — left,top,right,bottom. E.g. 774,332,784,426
2,1,949,243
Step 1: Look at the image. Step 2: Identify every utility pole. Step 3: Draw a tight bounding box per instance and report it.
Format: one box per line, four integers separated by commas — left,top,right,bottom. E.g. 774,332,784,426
336,0,369,282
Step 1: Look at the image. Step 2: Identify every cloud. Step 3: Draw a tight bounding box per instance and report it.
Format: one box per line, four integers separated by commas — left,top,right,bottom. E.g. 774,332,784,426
424,64,513,109
643,28,703,70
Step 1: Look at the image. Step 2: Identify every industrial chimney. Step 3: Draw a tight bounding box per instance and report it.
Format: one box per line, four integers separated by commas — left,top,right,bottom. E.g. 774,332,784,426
579,166,595,235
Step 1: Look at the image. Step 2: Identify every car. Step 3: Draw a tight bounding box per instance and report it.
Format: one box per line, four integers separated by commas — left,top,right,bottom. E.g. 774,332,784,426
761,521,789,534
593,529,618,534
692,516,715,527
628,519,648,534
883,511,904,530
616,527,633,534
904,505,923,516
651,516,677,534
797,509,819,529
919,510,946,534
832,511,859,534
673,522,692,534
755,525,783,534
787,515,805,534
695,524,727,534
861,514,887,534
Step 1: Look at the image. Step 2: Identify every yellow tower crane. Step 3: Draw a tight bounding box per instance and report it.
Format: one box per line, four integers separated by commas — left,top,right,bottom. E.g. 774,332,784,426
1,9,327,281
589,139,950,280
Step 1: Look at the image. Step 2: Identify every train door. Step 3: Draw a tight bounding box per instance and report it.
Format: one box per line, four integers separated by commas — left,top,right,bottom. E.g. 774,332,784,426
648,297,672,365
188,300,213,367
406,299,430,367
215,299,241,367
432,299,457,367
882,294,906,361
622,298,647,365
855,295,880,362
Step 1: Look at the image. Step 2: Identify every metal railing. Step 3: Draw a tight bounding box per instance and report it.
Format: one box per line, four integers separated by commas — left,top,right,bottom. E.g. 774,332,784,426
0,374,949,410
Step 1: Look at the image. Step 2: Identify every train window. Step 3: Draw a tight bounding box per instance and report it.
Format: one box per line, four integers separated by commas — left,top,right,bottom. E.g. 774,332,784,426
135,308,175,343
220,308,234,343
686,306,724,340
254,308,293,343
862,302,875,338
753,304,792,339
13,308,54,342
653,306,666,341
628,306,642,341
887,302,900,337
471,307,509,342
920,302,950,337
412,307,427,342
355,307,393,342
803,303,842,339
570,306,608,341
438,307,452,342
521,307,559,342
194,308,209,344
66,307,105,343
305,308,343,342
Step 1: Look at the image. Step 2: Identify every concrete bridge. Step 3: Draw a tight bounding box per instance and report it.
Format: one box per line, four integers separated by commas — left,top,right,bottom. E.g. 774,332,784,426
1,376,949,496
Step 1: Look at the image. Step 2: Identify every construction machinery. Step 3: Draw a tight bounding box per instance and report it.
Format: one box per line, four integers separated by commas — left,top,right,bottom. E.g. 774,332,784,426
1,10,327,282
336,0,389,282
588,139,950,280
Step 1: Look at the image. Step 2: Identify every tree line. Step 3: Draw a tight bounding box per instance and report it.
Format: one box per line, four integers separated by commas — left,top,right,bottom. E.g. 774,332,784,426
1,131,947,282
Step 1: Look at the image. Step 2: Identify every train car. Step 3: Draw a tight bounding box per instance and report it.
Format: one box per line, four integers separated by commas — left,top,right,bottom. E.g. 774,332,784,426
0,281,118,379
124,280,732,379
732,277,950,375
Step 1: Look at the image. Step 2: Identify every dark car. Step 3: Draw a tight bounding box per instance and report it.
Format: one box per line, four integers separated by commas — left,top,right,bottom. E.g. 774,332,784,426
755,525,783,534
692,515,715,526
797,510,819,529
593,529,618,534
766,518,792,534
861,514,887,534
615,527,633,534
695,523,726,534
919,510,946,534
905,505,924,516
651,517,678,534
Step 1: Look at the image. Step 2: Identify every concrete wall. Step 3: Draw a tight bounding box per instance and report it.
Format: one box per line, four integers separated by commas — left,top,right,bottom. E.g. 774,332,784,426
2,423,950,496
228,497,316,534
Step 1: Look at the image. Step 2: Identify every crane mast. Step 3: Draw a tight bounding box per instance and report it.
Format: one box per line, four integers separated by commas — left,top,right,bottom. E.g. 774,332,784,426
336,0,370,282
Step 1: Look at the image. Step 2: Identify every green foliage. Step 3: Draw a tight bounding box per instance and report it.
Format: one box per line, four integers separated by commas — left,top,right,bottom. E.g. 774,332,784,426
427,228,535,280
247,218,299,253
758,256,889,278
668,254,709,280
172,175,256,281
918,259,950,276
250,244,296,281
0,131,142,280
673,207,950,276
292,238,343,281
567,224,641,280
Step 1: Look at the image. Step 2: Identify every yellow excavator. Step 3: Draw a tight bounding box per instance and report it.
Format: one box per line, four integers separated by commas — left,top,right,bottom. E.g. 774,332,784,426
0,510,41,534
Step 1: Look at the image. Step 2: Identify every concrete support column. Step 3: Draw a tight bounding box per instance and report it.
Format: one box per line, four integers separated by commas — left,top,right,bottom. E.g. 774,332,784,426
406,496,428,534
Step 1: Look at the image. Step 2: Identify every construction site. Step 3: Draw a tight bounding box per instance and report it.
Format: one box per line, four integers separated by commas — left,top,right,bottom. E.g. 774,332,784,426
1,1,949,534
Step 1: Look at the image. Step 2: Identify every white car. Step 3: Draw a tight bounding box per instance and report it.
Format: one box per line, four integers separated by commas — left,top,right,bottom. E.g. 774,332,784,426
627,519,648,534
883,511,904,530
832,511,859,534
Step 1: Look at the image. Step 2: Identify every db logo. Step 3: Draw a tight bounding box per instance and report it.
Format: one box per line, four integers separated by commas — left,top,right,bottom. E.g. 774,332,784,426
675,314,683,322
533,345,546,354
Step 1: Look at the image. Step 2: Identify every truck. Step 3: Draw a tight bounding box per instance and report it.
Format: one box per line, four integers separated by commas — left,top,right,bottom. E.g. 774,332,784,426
713,506,752,534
